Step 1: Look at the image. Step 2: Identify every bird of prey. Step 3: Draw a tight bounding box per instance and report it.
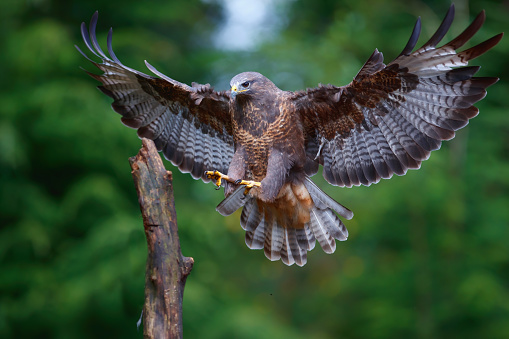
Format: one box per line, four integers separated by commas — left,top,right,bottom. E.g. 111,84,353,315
77,5,502,266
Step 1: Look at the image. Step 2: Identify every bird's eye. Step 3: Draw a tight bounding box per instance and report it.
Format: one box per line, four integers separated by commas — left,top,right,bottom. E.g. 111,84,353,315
241,81,249,88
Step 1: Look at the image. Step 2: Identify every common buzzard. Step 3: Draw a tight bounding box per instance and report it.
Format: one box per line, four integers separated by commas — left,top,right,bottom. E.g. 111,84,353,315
77,5,502,266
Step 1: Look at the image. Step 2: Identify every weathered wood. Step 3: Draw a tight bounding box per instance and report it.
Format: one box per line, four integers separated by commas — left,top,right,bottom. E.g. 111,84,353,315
129,138,194,339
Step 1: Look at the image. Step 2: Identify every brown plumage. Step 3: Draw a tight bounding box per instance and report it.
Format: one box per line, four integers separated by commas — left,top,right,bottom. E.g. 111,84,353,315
77,5,502,266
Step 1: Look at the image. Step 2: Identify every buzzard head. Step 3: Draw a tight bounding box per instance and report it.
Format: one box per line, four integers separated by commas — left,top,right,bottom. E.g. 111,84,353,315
230,72,279,100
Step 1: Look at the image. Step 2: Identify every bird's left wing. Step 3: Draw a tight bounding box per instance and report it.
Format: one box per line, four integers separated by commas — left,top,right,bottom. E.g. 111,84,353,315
76,12,234,182
293,5,502,187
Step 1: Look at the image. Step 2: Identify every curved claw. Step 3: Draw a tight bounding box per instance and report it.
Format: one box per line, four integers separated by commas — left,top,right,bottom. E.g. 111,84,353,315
237,180,261,189
204,170,261,194
205,170,221,187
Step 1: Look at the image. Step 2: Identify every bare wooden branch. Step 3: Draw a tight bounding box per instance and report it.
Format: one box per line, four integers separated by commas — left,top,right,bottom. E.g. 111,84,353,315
129,138,194,339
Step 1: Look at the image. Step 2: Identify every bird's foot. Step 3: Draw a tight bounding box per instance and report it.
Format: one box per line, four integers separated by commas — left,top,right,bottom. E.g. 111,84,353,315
205,170,261,194
234,179,262,195
234,179,261,189
205,170,230,190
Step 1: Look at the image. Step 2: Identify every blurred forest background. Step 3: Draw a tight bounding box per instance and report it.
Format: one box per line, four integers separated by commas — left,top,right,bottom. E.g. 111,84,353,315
1,0,508,338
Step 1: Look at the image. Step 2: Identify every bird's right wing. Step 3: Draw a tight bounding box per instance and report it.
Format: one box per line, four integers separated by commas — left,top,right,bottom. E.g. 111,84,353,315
76,12,235,181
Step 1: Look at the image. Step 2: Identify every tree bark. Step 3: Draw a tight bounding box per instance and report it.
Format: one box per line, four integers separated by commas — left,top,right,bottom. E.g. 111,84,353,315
129,138,194,339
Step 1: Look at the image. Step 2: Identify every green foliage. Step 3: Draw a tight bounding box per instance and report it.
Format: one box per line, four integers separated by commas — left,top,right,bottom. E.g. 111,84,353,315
1,0,508,338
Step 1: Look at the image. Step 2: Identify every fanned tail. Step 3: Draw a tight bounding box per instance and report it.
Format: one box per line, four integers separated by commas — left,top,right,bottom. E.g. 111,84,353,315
216,177,353,266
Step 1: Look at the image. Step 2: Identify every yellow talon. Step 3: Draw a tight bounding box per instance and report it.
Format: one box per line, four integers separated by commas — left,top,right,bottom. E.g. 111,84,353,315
235,179,261,195
205,170,261,194
236,180,261,189
205,170,224,187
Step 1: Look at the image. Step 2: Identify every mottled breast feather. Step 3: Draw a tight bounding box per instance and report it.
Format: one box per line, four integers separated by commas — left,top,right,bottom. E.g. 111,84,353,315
233,92,306,180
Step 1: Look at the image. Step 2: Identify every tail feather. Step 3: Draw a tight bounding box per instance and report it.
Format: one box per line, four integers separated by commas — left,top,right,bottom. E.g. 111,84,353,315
281,228,307,266
217,177,353,266
245,216,266,250
216,186,247,216
240,198,263,232
264,220,283,261
309,208,336,254
304,178,354,220
239,197,254,230
322,209,348,241
296,226,316,251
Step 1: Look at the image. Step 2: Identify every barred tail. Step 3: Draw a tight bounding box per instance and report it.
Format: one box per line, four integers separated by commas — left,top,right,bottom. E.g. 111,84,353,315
216,177,353,266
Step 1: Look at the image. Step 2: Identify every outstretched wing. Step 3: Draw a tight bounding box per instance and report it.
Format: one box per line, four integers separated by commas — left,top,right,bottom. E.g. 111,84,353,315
293,5,502,187
76,12,234,182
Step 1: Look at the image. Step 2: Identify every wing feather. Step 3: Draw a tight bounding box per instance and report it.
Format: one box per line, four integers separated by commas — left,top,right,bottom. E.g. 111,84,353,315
293,5,501,187
359,128,384,182
76,12,234,181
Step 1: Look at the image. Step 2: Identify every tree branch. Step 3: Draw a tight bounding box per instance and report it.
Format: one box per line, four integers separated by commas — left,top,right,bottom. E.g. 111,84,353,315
129,138,194,339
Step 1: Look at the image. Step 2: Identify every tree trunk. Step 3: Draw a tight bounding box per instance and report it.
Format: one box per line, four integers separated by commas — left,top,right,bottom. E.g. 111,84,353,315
129,138,194,339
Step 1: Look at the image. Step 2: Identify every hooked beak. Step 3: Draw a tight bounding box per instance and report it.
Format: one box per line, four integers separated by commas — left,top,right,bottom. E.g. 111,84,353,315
230,84,248,99
231,85,238,98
